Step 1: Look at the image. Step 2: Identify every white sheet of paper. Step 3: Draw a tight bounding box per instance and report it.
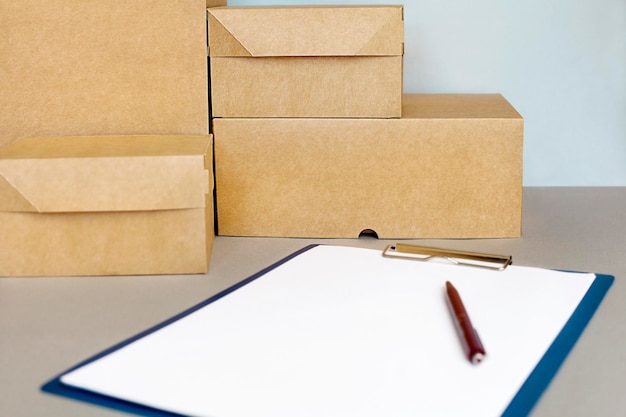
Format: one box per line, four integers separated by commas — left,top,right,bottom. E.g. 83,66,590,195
61,245,596,417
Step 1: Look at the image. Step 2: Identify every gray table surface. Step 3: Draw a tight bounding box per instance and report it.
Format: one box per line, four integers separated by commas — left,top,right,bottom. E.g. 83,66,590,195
1,187,624,417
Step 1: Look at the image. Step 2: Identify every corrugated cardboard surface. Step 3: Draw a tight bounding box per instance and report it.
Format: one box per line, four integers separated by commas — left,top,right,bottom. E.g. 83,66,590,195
208,5,404,118
0,135,214,276
0,0,209,148
211,56,402,118
213,94,523,239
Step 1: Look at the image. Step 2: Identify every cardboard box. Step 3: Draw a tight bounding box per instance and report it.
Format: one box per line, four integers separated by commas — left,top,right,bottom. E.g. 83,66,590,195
213,94,523,239
0,135,214,276
208,6,404,118
0,0,209,148
207,0,227,7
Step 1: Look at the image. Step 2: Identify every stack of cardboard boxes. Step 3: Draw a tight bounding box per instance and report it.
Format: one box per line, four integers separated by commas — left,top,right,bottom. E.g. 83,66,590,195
208,5,523,239
0,0,225,276
0,2,523,276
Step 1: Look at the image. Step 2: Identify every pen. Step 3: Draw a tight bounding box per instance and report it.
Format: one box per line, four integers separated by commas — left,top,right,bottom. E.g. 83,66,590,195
445,281,486,364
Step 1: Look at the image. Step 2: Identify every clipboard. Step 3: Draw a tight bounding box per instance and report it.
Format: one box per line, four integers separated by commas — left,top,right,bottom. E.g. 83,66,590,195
42,244,613,417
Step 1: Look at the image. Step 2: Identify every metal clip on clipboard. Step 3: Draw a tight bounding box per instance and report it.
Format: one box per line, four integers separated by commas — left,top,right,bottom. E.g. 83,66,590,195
382,244,512,271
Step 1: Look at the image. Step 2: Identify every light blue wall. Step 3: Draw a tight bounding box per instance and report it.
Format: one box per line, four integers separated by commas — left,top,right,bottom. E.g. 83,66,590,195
227,0,626,186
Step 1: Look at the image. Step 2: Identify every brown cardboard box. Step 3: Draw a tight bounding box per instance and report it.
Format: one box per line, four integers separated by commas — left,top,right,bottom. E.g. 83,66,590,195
208,6,404,118
0,135,214,276
213,94,523,238
0,0,209,148
207,0,227,7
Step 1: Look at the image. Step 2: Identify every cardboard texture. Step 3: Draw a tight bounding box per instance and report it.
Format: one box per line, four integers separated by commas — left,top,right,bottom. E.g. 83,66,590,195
0,0,209,149
0,135,214,277
213,94,523,239
208,6,404,118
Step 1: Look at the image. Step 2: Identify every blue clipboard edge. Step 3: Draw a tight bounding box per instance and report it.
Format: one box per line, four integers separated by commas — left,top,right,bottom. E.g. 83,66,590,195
41,246,614,417
41,244,320,417
502,272,614,417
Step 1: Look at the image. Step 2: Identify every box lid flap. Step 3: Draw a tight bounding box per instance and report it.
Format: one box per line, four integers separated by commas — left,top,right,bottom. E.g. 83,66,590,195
208,6,404,57
0,135,212,213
